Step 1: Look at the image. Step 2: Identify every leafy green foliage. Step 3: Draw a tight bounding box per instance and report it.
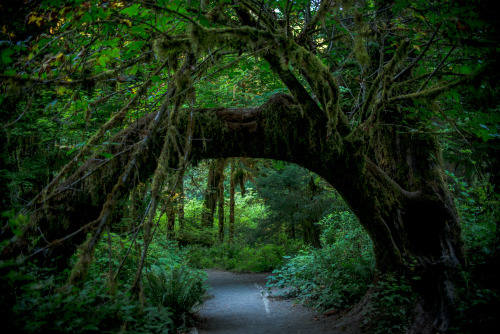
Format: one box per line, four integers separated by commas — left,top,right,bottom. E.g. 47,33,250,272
446,171,499,262
1,262,174,333
91,232,183,285
446,171,500,332
1,1,499,332
1,229,205,333
451,271,499,334
267,211,375,311
183,240,302,272
363,274,418,334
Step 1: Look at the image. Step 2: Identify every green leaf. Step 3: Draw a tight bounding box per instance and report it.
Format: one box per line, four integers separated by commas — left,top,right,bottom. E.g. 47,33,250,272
100,152,114,159
126,41,146,52
98,56,107,67
1,48,15,65
83,324,99,331
121,3,141,16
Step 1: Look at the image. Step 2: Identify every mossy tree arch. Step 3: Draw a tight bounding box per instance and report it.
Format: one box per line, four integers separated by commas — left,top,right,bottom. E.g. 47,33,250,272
1,1,498,333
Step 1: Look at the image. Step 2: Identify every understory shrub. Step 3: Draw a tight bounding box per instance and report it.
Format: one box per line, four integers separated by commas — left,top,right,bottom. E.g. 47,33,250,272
1,262,174,333
183,239,302,272
450,272,499,333
446,172,500,332
2,232,204,333
267,211,375,310
362,274,418,334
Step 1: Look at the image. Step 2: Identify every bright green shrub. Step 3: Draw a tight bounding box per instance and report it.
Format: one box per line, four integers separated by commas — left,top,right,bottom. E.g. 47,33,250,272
183,240,302,272
267,211,375,310
2,262,174,333
1,230,205,333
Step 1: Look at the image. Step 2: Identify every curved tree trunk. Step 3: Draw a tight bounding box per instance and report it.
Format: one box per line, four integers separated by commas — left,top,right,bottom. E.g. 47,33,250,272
10,93,464,333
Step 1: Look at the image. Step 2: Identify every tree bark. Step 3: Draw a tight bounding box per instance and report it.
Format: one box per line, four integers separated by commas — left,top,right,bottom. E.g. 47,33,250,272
166,201,175,239
14,93,465,333
178,170,185,229
301,219,321,248
202,160,217,227
229,160,235,243
303,176,322,248
202,159,224,228
217,163,225,243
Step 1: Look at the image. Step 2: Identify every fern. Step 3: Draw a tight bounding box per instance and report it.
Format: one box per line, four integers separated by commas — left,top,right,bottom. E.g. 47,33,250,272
144,263,207,318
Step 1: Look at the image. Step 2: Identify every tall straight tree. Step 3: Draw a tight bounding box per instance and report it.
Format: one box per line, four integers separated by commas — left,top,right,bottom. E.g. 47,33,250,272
229,160,236,244
217,160,226,242
178,170,185,229
202,159,225,227
2,1,499,332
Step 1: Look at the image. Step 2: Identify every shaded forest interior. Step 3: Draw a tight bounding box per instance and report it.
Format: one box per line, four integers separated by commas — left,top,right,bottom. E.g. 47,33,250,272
1,0,499,333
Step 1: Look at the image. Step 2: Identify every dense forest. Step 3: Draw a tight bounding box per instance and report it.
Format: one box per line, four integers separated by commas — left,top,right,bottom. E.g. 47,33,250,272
0,0,499,333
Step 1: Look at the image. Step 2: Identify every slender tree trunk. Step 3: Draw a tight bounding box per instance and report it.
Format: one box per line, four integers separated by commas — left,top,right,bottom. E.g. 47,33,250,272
202,160,218,227
166,200,175,239
229,160,235,243
178,169,185,229
303,176,321,247
301,219,321,248
217,163,225,242
202,159,225,228
126,186,138,233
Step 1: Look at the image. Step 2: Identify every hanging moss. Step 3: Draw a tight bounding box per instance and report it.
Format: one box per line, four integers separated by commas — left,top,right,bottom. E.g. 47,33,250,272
384,38,410,75
66,232,97,287
206,4,229,25
151,36,191,60
354,34,370,69
353,12,371,69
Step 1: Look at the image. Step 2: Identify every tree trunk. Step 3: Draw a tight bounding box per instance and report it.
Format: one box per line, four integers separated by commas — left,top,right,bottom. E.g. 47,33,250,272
202,160,217,227
301,219,321,248
178,169,185,229
290,218,296,240
202,159,224,227
13,93,465,333
217,163,225,243
166,200,175,239
229,160,235,243
303,176,322,248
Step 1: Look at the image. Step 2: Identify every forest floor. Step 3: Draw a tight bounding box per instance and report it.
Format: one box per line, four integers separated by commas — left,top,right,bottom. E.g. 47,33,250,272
191,269,359,334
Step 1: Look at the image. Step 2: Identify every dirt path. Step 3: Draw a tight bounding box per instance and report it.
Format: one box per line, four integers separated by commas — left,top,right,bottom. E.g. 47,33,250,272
192,270,348,334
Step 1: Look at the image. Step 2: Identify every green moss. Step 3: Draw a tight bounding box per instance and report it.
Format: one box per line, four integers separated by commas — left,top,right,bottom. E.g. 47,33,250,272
354,34,370,69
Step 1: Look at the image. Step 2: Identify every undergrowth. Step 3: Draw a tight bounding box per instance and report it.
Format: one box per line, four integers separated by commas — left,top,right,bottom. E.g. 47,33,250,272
144,263,207,321
183,239,303,272
362,274,418,334
267,211,375,311
1,231,206,333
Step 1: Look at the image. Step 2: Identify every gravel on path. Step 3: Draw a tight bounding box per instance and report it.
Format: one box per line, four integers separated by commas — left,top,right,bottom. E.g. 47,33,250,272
193,269,349,334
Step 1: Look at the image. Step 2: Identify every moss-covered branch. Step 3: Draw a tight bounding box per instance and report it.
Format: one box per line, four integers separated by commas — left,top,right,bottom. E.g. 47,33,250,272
389,64,489,103
296,0,335,46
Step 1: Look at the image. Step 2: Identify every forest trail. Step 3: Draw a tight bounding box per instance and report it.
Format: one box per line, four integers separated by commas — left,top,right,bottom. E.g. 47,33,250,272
193,270,349,334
